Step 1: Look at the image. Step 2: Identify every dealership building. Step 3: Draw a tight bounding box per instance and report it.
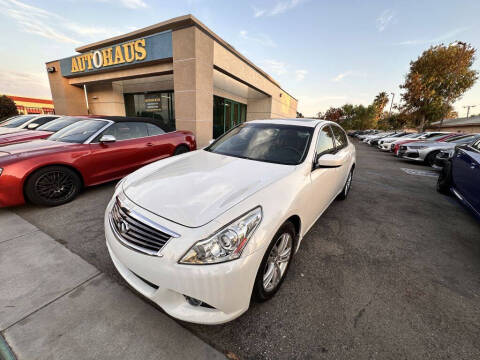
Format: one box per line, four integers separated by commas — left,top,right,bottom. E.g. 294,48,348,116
46,15,297,146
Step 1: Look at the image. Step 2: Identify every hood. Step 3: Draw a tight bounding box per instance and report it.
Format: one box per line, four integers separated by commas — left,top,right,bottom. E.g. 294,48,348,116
123,150,295,228
0,130,52,145
0,139,75,157
0,127,24,135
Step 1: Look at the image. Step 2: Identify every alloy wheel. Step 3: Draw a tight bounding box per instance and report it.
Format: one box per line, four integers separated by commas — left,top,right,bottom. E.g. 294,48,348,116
34,171,76,202
263,233,293,292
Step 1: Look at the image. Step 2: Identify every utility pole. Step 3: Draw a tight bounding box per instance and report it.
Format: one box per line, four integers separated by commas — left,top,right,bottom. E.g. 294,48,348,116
388,93,395,117
463,105,476,118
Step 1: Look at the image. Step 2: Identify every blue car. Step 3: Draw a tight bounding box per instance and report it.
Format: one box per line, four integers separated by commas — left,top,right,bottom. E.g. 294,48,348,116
437,138,480,219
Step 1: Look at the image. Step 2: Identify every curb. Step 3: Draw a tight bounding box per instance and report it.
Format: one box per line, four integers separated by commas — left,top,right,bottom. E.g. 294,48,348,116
0,334,15,360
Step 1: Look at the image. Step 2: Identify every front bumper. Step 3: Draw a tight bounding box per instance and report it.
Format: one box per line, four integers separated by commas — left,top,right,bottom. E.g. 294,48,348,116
0,169,25,207
104,199,265,325
398,149,423,162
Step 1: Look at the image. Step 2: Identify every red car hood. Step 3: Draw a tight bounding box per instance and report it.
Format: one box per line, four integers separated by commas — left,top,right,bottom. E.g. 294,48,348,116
0,140,77,156
0,130,52,145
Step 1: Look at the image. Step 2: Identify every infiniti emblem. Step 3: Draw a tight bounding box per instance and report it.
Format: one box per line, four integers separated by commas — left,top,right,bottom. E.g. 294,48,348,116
118,219,130,235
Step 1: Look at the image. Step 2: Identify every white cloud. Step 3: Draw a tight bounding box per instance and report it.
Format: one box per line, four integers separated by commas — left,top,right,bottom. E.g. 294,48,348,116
398,27,469,46
253,0,303,17
295,69,307,81
0,69,51,98
239,30,276,47
332,71,353,82
0,0,133,44
331,70,366,82
259,59,288,76
376,9,395,32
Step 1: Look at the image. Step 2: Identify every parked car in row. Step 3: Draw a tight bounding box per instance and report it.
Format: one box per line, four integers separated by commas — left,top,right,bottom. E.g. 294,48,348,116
397,134,477,166
0,114,60,134
392,133,460,156
0,116,196,207
0,116,87,145
105,119,356,324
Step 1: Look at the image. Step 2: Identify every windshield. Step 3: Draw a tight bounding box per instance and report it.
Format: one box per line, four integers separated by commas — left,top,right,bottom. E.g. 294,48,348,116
1,115,36,128
448,135,478,144
38,117,85,132
49,120,107,143
206,123,314,165
426,134,449,141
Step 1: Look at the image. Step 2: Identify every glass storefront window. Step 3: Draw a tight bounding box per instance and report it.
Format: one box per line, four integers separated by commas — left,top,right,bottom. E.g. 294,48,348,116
213,95,247,139
124,92,175,132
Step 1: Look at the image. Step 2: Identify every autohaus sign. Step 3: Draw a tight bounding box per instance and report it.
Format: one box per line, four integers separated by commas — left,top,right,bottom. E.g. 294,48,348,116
59,31,172,77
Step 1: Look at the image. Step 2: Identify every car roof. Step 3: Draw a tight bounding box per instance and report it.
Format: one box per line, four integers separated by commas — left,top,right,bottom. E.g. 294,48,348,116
89,115,163,126
248,118,327,128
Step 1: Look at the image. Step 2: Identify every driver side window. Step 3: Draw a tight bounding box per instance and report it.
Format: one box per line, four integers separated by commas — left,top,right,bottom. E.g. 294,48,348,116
94,122,148,142
315,126,335,156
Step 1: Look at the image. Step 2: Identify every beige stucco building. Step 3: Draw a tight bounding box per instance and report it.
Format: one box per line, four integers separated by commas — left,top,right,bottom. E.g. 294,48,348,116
46,15,297,146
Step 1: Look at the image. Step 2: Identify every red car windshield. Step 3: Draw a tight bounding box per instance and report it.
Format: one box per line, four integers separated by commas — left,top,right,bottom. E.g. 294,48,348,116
49,120,108,143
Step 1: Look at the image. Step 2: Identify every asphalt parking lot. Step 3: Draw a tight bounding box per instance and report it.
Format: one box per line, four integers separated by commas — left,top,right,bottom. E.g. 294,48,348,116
12,140,480,359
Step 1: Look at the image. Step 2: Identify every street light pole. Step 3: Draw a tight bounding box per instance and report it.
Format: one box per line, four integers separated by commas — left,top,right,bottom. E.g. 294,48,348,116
388,93,395,117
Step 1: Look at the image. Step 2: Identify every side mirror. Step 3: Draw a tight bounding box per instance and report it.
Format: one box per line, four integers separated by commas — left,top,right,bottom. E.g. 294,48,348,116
27,123,39,129
99,135,116,143
315,153,343,169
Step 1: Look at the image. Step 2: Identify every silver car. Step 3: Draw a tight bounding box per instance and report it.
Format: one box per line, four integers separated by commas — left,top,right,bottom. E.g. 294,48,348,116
398,134,478,166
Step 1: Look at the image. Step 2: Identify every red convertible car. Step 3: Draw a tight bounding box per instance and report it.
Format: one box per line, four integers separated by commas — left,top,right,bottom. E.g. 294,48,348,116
0,116,196,207
0,116,87,145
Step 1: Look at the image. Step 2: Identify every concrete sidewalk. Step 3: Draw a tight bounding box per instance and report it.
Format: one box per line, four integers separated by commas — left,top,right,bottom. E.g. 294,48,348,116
0,209,225,360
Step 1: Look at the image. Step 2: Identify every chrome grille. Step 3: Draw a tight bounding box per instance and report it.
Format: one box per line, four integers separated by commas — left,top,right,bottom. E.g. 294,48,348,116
110,198,178,256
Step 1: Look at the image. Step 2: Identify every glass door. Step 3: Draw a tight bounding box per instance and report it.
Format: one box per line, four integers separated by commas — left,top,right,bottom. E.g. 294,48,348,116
213,96,247,139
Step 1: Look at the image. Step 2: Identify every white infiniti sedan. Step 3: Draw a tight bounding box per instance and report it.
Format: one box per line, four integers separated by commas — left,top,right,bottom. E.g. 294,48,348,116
104,119,356,324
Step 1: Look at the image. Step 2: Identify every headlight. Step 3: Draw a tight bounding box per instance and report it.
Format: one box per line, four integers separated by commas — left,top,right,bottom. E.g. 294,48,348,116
179,207,262,265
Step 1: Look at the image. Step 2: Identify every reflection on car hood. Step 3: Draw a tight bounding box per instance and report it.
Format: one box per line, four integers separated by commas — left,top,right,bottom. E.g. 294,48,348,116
0,127,24,135
0,130,52,144
123,150,295,228
0,139,76,156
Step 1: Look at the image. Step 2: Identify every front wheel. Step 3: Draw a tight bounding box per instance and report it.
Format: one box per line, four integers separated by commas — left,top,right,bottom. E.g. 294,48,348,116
437,160,452,195
425,151,440,167
253,221,295,302
25,166,81,206
337,168,353,200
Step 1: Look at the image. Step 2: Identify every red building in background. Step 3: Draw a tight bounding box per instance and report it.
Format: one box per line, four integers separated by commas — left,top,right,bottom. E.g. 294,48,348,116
7,95,55,115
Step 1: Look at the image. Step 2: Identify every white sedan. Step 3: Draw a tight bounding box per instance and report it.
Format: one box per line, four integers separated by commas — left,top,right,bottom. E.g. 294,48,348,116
104,119,356,324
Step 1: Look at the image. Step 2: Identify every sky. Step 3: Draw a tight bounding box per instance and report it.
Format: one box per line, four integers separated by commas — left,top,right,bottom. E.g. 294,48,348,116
0,0,479,117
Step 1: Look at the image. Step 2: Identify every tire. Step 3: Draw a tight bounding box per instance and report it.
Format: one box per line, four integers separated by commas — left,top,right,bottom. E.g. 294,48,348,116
436,160,452,195
425,151,440,167
337,168,354,200
25,166,82,206
173,144,190,155
253,221,295,302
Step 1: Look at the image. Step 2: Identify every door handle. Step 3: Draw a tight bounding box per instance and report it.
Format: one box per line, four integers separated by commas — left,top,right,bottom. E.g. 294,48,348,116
146,143,154,147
